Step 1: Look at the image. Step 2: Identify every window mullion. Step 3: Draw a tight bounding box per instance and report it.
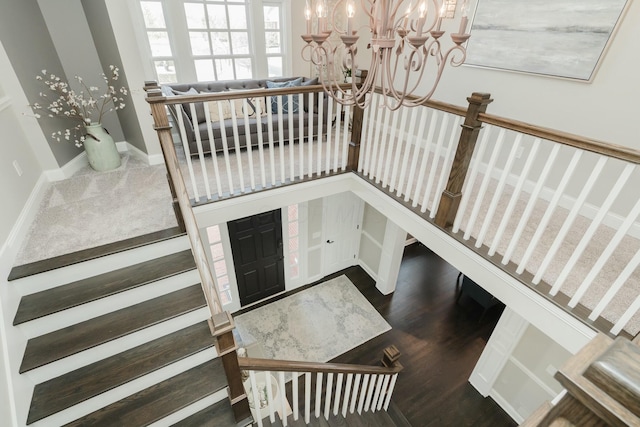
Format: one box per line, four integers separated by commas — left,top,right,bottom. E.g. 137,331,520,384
250,0,268,78
165,0,197,81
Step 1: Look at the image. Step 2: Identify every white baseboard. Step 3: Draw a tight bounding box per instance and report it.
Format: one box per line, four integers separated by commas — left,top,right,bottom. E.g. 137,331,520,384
0,173,49,262
489,390,524,424
44,151,88,181
116,141,165,166
357,259,378,282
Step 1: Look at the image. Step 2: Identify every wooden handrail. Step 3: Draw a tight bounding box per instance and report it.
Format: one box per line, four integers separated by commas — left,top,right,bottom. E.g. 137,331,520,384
476,112,640,164
373,87,468,117
161,83,337,105
238,357,403,375
144,86,223,316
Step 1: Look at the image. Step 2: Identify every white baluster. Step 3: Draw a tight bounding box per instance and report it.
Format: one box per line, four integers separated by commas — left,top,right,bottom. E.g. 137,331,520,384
371,374,385,412
551,164,635,295
324,373,333,419
315,372,322,418
533,156,607,283
363,94,379,175
175,105,201,202
249,371,263,427
414,110,441,208
240,98,256,190
325,93,334,172
189,103,212,200
404,107,429,201
255,95,267,188
452,126,492,233
591,248,640,321
396,107,420,197
229,100,245,192
288,94,295,181
216,101,235,195
203,104,223,197
265,371,275,423
569,197,640,307
389,107,410,193
317,92,324,175
293,372,299,421
342,373,353,417
429,115,463,216
382,107,401,188
305,372,311,424
341,100,351,171
463,128,507,240
502,143,561,265
349,374,361,414
377,375,391,410
383,374,398,411
278,96,286,183
474,133,523,247
298,94,305,179
267,96,277,185
279,371,287,426
308,92,314,178
488,138,542,256
375,105,392,182
363,374,377,412
334,93,344,173
611,293,640,335
516,149,583,274
357,94,370,173
333,373,343,416
357,374,369,414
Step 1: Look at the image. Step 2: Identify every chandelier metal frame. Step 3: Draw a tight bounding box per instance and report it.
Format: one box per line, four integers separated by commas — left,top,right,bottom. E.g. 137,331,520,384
301,0,471,110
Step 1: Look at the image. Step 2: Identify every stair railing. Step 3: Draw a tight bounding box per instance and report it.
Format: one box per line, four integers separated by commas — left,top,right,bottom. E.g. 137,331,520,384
238,345,402,427
351,89,640,339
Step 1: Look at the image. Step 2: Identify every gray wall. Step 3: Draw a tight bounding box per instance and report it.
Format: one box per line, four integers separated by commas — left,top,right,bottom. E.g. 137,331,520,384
39,0,125,142
82,0,147,154
0,0,82,167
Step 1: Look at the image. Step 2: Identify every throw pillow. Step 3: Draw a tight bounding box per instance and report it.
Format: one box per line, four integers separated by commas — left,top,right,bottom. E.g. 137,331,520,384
172,87,207,124
204,92,235,123
301,77,320,113
266,77,304,114
228,87,267,118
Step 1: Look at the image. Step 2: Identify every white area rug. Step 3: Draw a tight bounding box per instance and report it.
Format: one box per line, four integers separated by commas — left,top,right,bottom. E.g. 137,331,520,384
234,275,391,362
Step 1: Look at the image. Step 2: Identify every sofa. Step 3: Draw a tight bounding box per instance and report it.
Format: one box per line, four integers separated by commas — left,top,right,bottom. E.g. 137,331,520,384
161,77,329,156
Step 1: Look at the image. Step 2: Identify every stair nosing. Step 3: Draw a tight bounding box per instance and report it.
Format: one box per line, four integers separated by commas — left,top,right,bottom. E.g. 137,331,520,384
26,321,215,425
19,284,207,373
8,226,185,281
14,249,196,325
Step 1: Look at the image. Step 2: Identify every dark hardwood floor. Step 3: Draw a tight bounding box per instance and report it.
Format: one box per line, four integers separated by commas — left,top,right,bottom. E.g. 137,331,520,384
330,243,516,427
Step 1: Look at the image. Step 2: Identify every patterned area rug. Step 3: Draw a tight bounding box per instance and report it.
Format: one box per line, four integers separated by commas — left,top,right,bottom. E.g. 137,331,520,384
234,275,391,362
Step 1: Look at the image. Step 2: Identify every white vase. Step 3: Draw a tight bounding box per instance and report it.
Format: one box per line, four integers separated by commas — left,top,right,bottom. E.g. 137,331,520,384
83,123,121,171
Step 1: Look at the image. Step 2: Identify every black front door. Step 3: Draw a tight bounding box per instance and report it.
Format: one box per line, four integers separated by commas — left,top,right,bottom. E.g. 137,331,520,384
228,209,285,306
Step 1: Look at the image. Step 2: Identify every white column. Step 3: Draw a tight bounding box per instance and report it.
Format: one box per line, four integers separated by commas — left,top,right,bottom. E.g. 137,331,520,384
375,219,406,295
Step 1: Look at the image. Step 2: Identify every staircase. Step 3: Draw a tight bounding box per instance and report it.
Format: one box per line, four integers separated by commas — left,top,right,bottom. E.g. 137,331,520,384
7,229,235,426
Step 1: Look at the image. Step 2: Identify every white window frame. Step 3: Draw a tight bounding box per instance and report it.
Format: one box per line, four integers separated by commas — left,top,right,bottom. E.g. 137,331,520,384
131,0,291,83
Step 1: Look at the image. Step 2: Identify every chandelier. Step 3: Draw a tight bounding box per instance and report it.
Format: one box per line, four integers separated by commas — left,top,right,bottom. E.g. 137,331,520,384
301,0,471,110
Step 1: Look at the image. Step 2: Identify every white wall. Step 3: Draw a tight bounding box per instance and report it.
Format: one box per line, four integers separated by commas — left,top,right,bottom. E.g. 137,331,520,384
431,1,640,150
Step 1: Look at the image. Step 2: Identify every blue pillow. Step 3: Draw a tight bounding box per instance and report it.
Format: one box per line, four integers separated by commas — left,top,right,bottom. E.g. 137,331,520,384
266,77,304,114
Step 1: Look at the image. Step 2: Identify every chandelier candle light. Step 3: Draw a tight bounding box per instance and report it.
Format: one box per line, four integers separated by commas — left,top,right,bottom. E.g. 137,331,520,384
301,0,471,110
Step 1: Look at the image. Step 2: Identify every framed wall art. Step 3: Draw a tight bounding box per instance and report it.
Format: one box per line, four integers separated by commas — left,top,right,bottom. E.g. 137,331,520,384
464,0,630,81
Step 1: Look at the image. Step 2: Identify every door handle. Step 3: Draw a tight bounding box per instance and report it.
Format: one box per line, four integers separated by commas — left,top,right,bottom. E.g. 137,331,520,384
326,240,334,244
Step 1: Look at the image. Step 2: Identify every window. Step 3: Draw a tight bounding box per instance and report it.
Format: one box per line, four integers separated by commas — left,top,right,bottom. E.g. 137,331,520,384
207,225,232,305
139,1,177,83
136,0,289,83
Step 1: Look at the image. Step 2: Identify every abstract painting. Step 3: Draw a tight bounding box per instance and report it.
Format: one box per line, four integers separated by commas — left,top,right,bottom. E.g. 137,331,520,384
464,0,629,80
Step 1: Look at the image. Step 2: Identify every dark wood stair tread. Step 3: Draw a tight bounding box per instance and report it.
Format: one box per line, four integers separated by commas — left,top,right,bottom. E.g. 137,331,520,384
63,358,226,427
20,284,206,373
14,249,195,325
170,399,238,427
27,321,214,424
8,226,185,281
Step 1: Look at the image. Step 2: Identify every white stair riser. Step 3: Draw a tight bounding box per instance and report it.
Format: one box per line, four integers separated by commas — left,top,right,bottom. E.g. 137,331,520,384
11,236,190,295
148,389,229,427
25,307,212,384
29,348,220,427
18,269,201,338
